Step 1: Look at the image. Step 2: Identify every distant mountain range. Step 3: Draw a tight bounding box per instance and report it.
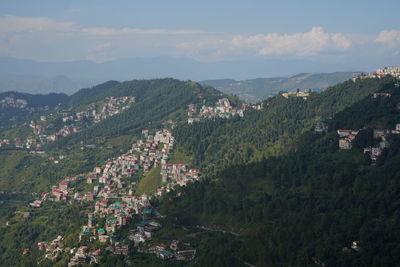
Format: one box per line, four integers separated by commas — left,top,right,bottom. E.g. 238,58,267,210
201,72,360,102
0,57,364,95
0,74,92,95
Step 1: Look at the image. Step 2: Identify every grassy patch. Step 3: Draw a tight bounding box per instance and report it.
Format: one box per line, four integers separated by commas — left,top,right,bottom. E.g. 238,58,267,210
136,166,162,194
2,125,33,139
0,150,41,191
105,135,133,148
169,149,193,165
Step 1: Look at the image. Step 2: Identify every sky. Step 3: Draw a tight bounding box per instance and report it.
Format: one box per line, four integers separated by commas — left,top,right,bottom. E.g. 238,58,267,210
0,0,399,73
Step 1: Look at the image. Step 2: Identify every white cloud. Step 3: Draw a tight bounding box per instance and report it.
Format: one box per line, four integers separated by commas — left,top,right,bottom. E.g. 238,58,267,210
0,15,75,33
0,15,211,61
375,30,400,51
0,15,205,37
232,27,352,57
0,15,397,64
376,30,400,43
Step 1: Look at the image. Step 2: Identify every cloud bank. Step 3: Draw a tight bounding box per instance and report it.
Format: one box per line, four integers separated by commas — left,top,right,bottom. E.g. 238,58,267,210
232,27,352,57
0,15,398,65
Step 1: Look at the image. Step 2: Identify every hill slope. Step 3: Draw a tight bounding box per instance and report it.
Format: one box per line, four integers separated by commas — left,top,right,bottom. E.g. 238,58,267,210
0,91,68,129
0,78,230,193
0,77,399,267
175,77,393,174
160,77,400,266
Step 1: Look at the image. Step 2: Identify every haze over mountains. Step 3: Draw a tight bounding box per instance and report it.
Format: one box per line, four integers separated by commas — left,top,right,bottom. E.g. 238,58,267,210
0,74,92,95
0,57,363,96
201,72,360,102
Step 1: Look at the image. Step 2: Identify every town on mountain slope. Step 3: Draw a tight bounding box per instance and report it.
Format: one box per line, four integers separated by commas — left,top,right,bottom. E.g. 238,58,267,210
31,128,199,265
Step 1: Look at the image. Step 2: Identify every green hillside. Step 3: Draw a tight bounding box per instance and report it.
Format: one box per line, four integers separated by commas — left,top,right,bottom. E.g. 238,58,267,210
0,76,399,266
160,77,400,266
0,92,68,129
0,78,227,193
49,78,226,148
175,77,393,173
0,78,232,266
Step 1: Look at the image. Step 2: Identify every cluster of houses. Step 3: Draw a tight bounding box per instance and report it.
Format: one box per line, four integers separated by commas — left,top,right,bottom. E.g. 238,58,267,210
69,246,101,265
67,188,191,266
352,66,400,81
29,120,45,135
50,176,82,201
0,96,49,112
281,89,311,100
247,103,263,110
62,103,97,123
33,128,198,265
187,98,244,124
337,124,400,164
363,126,400,164
62,96,135,124
0,138,10,147
0,96,135,150
0,96,28,108
42,235,64,261
161,164,200,185
337,129,359,150
25,122,78,149
136,240,196,261
373,92,392,99
94,96,135,123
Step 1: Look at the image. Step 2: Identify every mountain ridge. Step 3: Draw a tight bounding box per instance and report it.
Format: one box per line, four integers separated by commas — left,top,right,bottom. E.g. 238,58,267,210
0,56,364,95
201,72,360,102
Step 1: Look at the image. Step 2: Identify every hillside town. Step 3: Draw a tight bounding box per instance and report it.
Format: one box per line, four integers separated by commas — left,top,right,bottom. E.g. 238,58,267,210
31,128,199,265
0,95,50,112
352,66,400,81
187,98,244,124
62,96,135,124
0,96,29,109
0,96,135,149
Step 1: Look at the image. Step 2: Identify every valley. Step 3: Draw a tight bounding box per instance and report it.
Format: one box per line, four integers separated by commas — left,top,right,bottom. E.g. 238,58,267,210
0,70,399,266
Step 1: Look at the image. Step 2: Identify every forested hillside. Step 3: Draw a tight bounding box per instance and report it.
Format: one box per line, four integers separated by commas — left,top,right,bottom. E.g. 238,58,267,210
160,77,400,266
175,78,394,173
50,78,226,148
0,76,399,266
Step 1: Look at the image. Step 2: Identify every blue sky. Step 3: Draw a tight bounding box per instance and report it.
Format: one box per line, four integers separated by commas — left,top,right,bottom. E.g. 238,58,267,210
0,0,399,71
2,0,398,34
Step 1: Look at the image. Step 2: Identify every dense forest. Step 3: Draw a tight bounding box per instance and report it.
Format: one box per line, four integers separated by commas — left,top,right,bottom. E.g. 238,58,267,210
174,77,395,172
160,78,400,266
